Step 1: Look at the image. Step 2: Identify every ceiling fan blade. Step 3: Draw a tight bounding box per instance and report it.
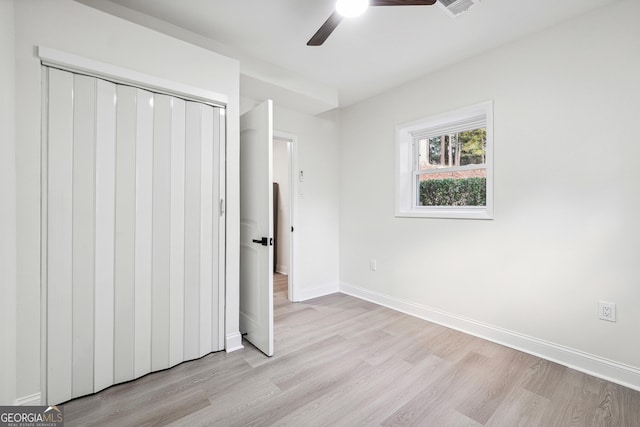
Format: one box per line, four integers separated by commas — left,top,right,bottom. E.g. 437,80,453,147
371,0,437,5
307,11,343,46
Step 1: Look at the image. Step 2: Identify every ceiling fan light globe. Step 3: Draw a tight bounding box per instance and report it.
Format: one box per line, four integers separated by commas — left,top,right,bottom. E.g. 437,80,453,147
336,0,369,17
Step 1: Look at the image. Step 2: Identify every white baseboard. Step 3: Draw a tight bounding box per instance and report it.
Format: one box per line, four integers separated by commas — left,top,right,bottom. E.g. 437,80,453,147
295,281,339,302
275,265,288,275
225,332,244,353
14,392,41,406
339,282,640,392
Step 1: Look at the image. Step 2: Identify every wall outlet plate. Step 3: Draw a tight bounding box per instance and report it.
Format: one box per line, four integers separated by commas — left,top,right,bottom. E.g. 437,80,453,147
598,301,616,322
369,259,377,271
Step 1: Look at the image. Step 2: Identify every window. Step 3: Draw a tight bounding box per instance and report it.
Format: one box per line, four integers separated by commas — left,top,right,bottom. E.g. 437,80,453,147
396,101,493,219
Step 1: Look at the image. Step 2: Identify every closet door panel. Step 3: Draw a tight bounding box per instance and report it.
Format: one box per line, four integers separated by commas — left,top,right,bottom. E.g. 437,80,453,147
71,75,97,397
199,104,214,357
184,102,202,360
47,68,74,405
113,85,137,383
151,94,172,371
94,79,117,392
134,88,154,379
169,98,186,367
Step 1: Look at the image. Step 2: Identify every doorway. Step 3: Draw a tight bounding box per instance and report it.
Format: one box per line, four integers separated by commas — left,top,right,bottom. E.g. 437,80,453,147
273,132,296,302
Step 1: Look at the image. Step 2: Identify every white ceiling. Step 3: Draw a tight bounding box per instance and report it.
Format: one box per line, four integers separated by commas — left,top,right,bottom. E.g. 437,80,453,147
88,0,617,111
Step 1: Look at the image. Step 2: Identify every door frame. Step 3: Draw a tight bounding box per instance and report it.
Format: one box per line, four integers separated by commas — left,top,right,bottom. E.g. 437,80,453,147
273,130,298,302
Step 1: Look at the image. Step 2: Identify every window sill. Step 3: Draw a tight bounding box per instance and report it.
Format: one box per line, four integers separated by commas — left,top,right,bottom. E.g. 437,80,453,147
395,207,493,220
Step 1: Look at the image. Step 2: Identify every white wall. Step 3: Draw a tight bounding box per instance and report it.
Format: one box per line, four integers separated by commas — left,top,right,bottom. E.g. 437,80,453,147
14,0,240,401
0,0,17,406
339,0,640,388
273,139,291,275
274,106,341,300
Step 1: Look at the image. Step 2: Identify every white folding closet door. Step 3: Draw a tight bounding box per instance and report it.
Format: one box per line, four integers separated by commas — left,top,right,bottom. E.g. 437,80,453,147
44,67,225,405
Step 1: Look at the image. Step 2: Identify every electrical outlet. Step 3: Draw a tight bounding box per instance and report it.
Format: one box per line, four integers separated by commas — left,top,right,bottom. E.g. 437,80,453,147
369,259,377,271
598,301,616,322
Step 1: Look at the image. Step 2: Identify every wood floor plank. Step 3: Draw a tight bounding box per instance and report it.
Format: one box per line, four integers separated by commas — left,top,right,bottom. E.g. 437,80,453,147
521,358,570,399
455,350,535,424
275,356,414,427
216,358,370,426
329,354,451,427
540,368,609,427
382,351,491,426
63,274,640,426
485,386,551,427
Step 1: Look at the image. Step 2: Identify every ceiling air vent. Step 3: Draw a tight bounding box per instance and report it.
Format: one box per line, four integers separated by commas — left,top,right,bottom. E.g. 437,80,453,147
437,0,480,17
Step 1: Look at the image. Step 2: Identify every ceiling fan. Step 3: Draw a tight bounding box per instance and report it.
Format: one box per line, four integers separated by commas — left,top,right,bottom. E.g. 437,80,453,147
307,0,438,46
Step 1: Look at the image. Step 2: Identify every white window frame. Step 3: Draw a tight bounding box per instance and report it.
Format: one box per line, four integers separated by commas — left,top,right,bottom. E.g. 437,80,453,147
395,101,494,219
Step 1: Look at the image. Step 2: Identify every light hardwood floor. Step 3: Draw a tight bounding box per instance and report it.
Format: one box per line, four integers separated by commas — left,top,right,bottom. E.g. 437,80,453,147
64,274,640,426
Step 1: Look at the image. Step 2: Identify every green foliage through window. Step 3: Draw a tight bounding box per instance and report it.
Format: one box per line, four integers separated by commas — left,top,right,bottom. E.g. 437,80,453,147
426,128,487,167
419,177,486,207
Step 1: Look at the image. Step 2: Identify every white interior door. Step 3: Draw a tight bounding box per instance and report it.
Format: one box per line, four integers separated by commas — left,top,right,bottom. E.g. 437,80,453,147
240,100,274,357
